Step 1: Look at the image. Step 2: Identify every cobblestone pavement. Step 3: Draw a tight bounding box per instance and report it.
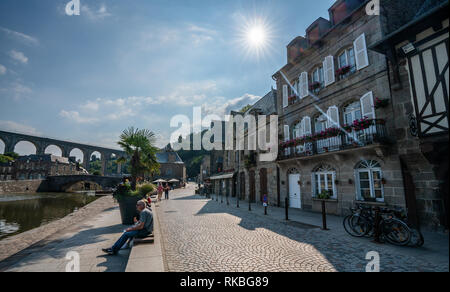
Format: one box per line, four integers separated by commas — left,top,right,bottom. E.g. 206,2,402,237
157,185,449,272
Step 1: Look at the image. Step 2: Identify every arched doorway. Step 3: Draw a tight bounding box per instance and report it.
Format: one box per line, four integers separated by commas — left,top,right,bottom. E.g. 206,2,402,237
259,168,268,202
249,170,256,203
14,141,36,156
45,145,63,157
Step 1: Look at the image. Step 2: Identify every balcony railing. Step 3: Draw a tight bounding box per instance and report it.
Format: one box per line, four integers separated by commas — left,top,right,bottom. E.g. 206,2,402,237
279,119,388,161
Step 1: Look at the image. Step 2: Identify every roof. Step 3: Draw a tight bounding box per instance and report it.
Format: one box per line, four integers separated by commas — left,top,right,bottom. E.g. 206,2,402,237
16,154,70,164
370,0,449,53
155,151,184,164
244,89,277,115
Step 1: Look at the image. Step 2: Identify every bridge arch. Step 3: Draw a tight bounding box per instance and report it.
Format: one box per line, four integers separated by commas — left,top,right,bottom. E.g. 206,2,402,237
69,148,85,163
45,144,63,157
0,138,5,154
14,140,37,156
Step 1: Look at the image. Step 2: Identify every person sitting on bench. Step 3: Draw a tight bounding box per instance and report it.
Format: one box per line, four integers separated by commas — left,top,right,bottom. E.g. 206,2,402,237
102,201,153,255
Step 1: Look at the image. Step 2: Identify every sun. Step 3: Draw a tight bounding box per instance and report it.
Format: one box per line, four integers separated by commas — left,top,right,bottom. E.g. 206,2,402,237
235,15,275,61
246,26,267,48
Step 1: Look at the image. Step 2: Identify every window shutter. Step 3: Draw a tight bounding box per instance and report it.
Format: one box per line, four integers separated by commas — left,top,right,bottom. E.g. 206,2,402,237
323,56,335,87
284,125,290,141
282,85,288,108
354,33,369,70
360,92,376,119
326,106,340,128
303,116,312,135
300,72,309,98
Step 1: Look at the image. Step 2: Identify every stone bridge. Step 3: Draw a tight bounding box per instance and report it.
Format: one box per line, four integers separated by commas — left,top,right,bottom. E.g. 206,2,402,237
0,130,126,176
46,175,123,192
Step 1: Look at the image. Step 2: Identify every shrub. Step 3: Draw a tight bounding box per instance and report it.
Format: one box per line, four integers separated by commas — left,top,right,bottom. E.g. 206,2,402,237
137,183,156,197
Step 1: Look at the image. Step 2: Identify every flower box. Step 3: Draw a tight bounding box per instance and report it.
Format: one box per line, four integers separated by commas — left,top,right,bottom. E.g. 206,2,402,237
336,65,352,76
374,97,390,109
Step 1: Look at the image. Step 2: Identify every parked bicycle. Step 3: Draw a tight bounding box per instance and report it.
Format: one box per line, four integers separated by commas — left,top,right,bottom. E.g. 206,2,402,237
343,204,424,247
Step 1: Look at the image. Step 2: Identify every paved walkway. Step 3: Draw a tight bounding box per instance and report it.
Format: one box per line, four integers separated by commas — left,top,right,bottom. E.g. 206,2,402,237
156,185,448,272
3,198,131,272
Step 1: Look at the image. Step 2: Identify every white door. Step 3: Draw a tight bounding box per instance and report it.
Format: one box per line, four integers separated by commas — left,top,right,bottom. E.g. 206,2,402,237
288,174,301,209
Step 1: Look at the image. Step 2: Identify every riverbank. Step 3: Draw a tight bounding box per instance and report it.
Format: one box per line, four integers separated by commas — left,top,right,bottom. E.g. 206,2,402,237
0,195,116,266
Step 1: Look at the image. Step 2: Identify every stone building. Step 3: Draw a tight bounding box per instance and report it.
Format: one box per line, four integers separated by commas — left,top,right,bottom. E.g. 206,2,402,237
154,146,186,186
198,155,211,183
272,0,407,216
0,161,14,181
371,0,449,229
9,154,87,181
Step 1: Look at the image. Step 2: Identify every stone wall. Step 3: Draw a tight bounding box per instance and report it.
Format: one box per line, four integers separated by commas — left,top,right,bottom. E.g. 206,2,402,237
0,180,48,194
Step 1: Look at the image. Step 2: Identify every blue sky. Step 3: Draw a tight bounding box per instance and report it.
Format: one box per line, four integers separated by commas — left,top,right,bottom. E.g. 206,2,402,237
0,0,334,156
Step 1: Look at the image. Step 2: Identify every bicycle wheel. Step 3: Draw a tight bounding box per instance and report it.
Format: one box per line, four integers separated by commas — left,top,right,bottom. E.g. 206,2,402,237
344,214,370,237
381,218,411,246
410,228,425,247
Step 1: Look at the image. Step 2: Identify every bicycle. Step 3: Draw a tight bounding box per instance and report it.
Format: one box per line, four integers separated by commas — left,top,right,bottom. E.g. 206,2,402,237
343,204,413,246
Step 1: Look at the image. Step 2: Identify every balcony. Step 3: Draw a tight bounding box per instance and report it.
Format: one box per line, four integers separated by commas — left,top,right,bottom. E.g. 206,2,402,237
279,119,389,161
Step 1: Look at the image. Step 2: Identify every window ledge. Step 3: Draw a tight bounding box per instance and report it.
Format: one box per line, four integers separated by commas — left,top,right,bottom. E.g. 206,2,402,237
355,200,386,206
312,198,338,203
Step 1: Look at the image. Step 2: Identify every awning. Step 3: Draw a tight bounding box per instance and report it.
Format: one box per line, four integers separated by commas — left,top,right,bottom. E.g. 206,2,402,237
168,179,179,183
209,173,234,180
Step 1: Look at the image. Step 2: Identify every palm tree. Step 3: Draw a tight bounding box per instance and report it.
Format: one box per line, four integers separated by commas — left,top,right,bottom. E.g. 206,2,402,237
117,127,159,190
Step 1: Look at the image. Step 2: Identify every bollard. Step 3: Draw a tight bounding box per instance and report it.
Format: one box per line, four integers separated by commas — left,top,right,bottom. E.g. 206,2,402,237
226,194,229,206
373,207,382,243
248,200,252,211
221,194,223,204
285,197,289,221
237,196,240,208
321,200,329,231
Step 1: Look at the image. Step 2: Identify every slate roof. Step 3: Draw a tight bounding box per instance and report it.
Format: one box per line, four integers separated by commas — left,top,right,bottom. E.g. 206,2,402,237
155,151,184,164
245,89,277,115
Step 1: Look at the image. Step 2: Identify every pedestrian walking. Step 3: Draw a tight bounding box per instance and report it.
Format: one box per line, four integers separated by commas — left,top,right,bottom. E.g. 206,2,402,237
164,183,170,200
157,183,163,202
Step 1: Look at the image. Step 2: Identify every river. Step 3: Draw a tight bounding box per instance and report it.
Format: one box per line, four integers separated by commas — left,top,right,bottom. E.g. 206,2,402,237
0,192,100,240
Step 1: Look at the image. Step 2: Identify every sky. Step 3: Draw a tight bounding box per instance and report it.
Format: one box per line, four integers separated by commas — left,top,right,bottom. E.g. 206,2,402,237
0,0,334,157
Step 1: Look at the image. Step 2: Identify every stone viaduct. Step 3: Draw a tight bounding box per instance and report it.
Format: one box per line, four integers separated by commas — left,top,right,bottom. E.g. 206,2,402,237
0,130,127,176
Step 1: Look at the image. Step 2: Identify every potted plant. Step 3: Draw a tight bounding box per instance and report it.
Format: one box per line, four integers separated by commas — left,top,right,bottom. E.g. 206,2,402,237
115,127,159,224
317,189,333,200
336,65,352,77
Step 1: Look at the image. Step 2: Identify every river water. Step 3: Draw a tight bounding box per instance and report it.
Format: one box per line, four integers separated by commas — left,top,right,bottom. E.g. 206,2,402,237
0,192,99,240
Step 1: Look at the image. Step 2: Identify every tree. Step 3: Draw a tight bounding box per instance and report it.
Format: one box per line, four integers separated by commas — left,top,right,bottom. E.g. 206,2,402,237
117,127,159,190
240,104,252,113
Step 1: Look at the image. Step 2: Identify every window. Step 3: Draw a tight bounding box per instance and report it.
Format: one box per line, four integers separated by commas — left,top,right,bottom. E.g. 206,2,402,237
355,160,384,202
315,114,328,133
337,48,356,79
344,101,362,125
313,165,337,199
311,66,324,93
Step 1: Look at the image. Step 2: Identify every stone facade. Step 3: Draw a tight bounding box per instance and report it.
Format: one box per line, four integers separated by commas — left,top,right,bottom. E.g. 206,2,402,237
371,0,449,229
153,147,186,186
0,179,47,194
0,154,87,181
272,0,406,216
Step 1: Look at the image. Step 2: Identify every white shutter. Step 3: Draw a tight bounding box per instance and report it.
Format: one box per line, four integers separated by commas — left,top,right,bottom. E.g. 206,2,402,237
300,72,309,98
284,125,290,141
282,85,288,108
354,33,369,70
303,116,312,135
360,91,376,119
323,56,335,87
326,106,340,128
